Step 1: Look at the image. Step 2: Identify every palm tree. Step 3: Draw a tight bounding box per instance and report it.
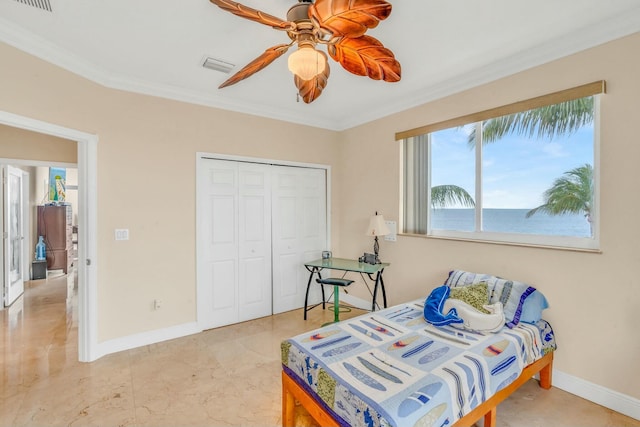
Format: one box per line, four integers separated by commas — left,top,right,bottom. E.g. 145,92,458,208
526,164,593,233
435,97,594,220
467,97,594,146
431,185,475,208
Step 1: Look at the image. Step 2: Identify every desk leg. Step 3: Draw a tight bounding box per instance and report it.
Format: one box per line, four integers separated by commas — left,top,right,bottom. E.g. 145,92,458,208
379,270,387,309
372,272,380,312
304,267,316,320
369,270,387,312
318,270,325,308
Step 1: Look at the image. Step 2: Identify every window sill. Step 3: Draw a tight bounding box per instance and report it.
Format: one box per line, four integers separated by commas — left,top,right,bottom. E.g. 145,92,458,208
398,232,602,254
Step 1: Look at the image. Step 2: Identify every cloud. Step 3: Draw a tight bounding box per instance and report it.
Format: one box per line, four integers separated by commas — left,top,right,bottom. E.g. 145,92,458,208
540,142,569,158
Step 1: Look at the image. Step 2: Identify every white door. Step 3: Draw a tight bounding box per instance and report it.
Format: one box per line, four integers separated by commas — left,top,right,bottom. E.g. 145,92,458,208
238,163,272,322
197,159,272,329
198,159,239,329
272,166,327,314
3,165,25,307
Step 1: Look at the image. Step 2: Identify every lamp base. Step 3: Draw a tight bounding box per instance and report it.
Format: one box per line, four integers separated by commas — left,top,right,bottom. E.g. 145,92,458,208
373,236,381,264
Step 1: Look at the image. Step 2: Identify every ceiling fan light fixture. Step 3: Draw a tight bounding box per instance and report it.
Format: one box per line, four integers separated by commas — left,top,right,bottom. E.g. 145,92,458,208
287,46,327,81
208,0,399,103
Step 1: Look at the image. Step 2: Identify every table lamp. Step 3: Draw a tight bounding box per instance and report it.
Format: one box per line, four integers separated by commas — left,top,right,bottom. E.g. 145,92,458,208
365,212,390,262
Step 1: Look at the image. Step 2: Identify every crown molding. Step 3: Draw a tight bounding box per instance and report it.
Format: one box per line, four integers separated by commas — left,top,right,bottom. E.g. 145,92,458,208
1,8,639,132
0,17,338,130
333,7,640,130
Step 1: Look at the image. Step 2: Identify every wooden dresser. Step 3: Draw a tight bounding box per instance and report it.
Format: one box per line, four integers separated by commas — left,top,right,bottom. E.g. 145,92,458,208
37,205,73,274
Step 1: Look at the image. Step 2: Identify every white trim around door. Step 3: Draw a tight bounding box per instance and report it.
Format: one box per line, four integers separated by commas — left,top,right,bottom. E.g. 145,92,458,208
0,110,99,362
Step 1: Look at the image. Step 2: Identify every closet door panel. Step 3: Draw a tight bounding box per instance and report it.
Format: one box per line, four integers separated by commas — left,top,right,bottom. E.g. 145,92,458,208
274,252,299,299
238,163,272,322
198,160,239,329
272,167,327,314
211,260,236,310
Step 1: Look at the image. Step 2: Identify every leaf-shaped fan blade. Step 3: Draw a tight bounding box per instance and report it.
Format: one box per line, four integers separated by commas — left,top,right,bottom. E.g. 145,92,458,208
209,0,295,31
294,60,331,104
219,44,291,88
328,35,400,82
309,0,392,38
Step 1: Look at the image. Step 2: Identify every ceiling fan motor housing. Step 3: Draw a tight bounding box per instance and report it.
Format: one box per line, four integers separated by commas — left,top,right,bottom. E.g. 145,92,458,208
287,2,311,23
286,1,320,48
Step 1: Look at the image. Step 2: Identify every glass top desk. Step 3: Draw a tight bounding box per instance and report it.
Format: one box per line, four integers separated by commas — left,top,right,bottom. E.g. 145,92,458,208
303,257,390,319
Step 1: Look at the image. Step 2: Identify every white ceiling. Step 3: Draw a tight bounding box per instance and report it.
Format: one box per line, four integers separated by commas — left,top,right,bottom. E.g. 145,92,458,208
1,0,639,130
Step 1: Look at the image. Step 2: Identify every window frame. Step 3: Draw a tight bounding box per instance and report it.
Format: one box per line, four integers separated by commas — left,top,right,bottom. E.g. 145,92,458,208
398,81,604,251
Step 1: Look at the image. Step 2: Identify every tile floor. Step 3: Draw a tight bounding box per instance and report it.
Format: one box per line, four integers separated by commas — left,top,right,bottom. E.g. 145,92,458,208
1,272,639,426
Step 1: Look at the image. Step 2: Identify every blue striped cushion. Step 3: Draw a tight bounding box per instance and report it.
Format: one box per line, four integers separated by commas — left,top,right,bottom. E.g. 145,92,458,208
444,270,539,328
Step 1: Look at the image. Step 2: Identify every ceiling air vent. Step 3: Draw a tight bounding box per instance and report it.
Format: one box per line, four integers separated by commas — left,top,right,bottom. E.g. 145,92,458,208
201,56,235,74
12,0,52,12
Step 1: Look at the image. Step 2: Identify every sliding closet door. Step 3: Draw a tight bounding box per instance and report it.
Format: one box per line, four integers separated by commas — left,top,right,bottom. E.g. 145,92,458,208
272,166,327,314
197,159,272,329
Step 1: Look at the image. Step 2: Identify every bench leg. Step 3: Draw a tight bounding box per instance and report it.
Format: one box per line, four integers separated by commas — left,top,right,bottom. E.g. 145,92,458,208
484,407,497,427
282,376,295,427
539,356,553,390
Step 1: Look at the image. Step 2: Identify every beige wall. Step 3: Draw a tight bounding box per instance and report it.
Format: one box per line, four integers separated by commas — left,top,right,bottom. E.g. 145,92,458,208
338,33,640,400
0,41,341,342
0,31,639,403
0,124,77,163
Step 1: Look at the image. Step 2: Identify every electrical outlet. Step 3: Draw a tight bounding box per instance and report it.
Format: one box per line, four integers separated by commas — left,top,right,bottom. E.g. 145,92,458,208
115,229,129,241
154,299,162,310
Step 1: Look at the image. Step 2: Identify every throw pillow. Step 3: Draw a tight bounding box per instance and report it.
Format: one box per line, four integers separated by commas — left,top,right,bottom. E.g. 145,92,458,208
443,299,505,333
444,269,538,328
448,282,490,314
487,277,536,328
519,290,550,324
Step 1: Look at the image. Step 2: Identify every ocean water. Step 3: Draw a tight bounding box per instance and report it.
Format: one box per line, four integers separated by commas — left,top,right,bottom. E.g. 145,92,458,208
430,208,592,237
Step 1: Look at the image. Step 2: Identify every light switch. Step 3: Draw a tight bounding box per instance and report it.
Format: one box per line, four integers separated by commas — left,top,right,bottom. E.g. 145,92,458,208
384,221,397,242
115,229,129,241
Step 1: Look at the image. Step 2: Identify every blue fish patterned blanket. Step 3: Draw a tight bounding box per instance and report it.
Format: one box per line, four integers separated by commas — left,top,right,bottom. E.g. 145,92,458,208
281,299,556,427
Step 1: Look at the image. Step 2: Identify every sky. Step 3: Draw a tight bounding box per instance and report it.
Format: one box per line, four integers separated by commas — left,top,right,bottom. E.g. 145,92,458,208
430,123,594,209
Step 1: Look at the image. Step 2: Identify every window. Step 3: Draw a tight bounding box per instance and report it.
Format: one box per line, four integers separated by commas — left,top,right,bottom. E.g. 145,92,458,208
400,82,604,250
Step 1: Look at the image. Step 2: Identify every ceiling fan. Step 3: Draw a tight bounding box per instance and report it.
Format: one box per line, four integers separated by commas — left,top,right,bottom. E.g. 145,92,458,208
209,0,401,103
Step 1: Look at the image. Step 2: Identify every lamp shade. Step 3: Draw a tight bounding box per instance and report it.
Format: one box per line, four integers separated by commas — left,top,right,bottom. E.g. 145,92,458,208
366,214,390,237
287,46,327,80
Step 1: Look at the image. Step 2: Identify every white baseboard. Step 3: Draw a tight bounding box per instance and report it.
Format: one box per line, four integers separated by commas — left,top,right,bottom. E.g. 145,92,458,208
338,292,373,311
552,369,640,421
96,322,201,359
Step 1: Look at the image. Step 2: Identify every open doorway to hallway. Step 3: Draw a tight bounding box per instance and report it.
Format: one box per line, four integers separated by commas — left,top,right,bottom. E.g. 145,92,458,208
2,159,80,368
2,164,79,304
0,111,97,362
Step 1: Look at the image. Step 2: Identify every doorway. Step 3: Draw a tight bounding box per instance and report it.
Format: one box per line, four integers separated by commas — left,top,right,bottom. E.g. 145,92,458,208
2,164,80,307
0,110,98,362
